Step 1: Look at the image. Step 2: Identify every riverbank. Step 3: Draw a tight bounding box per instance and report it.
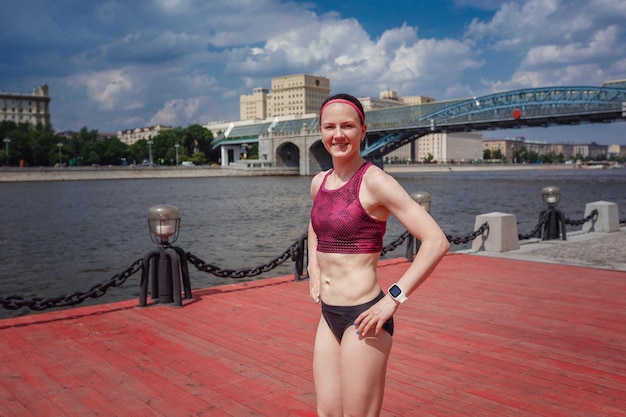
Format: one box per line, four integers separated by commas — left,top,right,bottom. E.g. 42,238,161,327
0,165,299,182
0,163,575,182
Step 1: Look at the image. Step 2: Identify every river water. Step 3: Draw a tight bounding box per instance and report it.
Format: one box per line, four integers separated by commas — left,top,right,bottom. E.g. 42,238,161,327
1,167,624,318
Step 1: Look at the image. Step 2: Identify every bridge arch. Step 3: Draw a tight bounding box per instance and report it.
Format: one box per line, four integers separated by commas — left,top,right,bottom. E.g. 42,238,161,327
275,142,300,168
309,140,331,172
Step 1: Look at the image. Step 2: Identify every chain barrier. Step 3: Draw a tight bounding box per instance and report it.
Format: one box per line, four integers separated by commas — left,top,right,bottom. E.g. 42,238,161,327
0,208,607,312
0,258,143,312
446,222,489,245
518,211,549,240
565,209,598,226
517,209,599,240
186,232,307,279
381,231,411,256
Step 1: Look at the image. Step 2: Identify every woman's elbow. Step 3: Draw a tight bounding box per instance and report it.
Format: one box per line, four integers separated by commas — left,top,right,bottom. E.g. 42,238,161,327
436,232,450,255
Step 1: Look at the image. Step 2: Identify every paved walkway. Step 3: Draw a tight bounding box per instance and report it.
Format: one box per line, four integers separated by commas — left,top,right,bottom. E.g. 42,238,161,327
463,226,626,272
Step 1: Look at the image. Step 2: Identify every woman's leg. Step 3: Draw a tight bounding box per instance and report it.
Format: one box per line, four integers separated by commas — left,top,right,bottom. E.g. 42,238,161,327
339,327,393,417
313,316,343,417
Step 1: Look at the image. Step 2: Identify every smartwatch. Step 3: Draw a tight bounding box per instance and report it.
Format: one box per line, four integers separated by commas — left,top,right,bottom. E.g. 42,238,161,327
388,283,408,304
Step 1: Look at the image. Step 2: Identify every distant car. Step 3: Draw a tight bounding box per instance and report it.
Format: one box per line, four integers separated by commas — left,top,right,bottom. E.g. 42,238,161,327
181,161,195,166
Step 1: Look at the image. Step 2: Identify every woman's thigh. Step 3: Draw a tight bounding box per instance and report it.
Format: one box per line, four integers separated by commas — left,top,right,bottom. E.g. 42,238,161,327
313,317,343,414
340,329,393,416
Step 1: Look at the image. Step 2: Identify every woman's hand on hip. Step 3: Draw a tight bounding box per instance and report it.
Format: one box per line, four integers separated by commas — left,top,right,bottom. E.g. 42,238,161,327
354,295,397,337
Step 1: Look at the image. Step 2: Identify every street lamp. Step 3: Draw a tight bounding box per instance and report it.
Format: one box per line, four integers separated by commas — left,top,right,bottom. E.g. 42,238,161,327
539,186,566,241
411,191,432,213
147,140,154,165
140,204,192,307
57,143,63,166
541,186,561,208
175,143,180,166
3,138,9,166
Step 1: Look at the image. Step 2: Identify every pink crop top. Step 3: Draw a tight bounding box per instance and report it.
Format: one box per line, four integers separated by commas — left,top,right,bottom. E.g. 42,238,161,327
311,162,386,254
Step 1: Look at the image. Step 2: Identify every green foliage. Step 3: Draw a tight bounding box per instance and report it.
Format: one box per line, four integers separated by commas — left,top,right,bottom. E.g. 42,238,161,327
0,123,215,167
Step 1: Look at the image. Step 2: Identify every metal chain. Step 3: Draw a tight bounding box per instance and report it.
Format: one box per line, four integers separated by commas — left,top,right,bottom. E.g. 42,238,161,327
381,231,411,256
565,209,598,226
518,208,599,240
0,258,143,311
186,234,305,279
519,211,549,240
445,222,489,245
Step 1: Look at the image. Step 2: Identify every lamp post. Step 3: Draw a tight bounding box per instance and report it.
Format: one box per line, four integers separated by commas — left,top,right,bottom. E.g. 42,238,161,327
539,185,566,240
57,143,63,166
406,191,432,260
147,140,154,165
175,144,180,166
139,204,192,307
3,138,9,166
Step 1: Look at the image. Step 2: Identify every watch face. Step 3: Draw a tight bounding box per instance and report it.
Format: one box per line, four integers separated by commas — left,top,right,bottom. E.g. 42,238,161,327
389,285,402,298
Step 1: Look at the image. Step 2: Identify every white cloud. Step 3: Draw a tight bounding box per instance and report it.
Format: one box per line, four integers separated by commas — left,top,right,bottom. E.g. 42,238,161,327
521,26,622,68
67,69,137,111
2,0,624,138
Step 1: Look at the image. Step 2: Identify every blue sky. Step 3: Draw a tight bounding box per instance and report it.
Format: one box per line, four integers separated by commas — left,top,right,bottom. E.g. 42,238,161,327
1,0,625,144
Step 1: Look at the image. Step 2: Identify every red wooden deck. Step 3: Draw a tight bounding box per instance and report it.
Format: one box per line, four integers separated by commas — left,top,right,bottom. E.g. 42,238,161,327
1,253,625,417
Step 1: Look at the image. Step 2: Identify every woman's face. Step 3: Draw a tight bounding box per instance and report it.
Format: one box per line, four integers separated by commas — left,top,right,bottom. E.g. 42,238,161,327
320,102,367,160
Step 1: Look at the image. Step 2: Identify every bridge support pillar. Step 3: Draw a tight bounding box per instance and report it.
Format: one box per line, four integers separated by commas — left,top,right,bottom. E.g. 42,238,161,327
582,201,620,233
471,212,520,252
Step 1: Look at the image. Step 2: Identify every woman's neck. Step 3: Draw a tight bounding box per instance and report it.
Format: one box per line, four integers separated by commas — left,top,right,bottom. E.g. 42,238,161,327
331,157,366,182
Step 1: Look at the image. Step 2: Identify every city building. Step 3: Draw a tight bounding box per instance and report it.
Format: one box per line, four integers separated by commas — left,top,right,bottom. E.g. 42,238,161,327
240,74,330,120
117,124,172,145
360,90,436,112
416,132,484,163
483,138,610,161
573,143,608,159
384,132,485,164
0,85,51,128
608,144,625,158
240,87,269,120
268,74,330,118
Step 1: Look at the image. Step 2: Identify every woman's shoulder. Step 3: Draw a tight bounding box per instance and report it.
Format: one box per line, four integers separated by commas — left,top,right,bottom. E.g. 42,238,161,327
310,169,330,197
363,162,392,184
362,163,406,198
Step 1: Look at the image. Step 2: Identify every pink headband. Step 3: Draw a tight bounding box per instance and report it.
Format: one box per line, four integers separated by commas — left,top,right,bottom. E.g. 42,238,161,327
320,99,364,123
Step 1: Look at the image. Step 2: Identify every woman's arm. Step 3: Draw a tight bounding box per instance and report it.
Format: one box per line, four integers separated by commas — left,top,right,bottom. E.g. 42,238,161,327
367,167,449,295
355,167,450,335
307,172,325,303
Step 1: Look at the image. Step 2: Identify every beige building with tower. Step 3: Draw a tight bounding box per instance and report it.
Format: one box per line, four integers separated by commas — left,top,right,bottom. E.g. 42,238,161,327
240,87,269,120
0,85,51,128
240,74,330,120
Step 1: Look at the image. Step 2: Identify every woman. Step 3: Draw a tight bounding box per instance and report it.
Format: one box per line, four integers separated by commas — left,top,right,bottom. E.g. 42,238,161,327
308,93,450,417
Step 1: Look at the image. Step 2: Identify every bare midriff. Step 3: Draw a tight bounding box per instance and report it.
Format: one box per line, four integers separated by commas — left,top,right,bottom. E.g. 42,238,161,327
317,251,382,306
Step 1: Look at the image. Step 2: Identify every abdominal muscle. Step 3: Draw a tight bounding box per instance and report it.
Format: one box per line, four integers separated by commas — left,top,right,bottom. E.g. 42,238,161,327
317,251,382,306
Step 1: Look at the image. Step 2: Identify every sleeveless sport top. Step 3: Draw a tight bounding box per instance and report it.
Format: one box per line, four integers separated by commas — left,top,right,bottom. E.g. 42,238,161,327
311,162,386,254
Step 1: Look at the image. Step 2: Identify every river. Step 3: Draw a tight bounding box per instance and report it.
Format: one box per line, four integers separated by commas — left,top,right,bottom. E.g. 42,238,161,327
1,167,624,318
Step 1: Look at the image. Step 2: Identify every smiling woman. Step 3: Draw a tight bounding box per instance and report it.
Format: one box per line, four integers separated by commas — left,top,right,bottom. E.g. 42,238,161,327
307,93,450,417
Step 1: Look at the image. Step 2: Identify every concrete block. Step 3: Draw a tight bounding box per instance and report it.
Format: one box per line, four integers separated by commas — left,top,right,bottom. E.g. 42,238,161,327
582,201,620,233
471,212,520,252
